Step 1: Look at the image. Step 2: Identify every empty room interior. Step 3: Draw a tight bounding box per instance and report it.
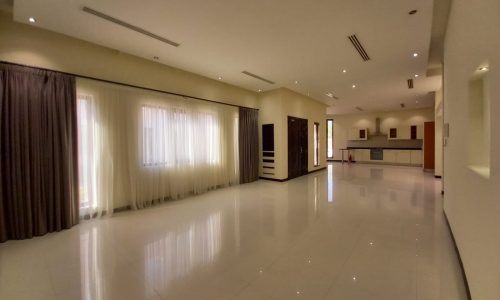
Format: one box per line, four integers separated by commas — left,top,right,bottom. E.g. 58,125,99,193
0,0,499,299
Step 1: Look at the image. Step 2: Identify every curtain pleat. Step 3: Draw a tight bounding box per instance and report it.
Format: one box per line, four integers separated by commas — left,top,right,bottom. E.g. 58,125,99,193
238,107,259,183
0,63,79,243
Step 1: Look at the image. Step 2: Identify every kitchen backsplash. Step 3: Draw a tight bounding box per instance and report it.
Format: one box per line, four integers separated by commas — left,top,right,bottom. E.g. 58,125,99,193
347,135,423,149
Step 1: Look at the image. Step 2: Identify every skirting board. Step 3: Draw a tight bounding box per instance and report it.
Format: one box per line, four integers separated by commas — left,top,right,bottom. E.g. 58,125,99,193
259,166,327,182
443,212,472,300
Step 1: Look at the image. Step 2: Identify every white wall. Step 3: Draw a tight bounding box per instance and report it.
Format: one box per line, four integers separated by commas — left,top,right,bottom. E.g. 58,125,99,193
443,0,500,298
435,89,443,178
258,88,327,180
329,108,434,160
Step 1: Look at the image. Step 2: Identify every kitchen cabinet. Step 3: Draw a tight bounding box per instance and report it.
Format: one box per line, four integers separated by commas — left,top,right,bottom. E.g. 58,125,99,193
383,150,397,163
353,149,369,162
410,150,423,165
348,128,368,140
387,125,421,140
396,150,411,164
354,149,422,166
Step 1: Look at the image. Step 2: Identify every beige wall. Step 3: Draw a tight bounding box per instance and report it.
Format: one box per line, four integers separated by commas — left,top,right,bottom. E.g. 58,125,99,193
443,0,500,298
0,12,258,108
435,88,443,178
329,108,434,160
258,88,327,180
0,12,327,184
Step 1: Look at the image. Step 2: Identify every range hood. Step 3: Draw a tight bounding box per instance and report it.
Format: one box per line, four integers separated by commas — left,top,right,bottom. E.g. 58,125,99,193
371,117,386,137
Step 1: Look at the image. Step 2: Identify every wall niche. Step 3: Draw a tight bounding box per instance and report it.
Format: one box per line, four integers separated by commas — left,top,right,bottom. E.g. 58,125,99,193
467,66,491,178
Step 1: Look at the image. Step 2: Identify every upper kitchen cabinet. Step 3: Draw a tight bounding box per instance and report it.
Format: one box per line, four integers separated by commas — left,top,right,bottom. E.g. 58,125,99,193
387,125,422,140
348,128,368,140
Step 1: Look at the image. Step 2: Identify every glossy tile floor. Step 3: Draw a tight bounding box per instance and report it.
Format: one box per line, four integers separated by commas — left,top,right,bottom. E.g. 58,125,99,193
0,163,468,300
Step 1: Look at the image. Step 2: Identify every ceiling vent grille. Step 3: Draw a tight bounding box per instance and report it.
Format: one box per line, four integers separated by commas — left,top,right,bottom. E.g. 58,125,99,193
355,106,364,111
348,34,370,61
407,79,414,89
400,103,406,108
82,6,180,47
241,71,275,84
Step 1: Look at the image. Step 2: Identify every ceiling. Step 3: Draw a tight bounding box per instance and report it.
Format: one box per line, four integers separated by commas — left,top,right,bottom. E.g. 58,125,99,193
13,0,441,114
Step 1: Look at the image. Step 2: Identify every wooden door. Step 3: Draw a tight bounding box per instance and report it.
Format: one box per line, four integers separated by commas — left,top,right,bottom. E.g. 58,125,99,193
424,122,435,170
288,116,308,179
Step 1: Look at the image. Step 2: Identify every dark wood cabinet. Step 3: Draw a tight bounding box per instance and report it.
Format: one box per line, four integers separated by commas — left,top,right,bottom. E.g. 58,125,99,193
411,125,417,139
389,128,397,138
288,116,308,179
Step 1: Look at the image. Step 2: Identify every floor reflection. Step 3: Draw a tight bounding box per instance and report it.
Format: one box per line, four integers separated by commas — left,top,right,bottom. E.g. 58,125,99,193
80,227,103,300
144,212,222,294
327,164,334,203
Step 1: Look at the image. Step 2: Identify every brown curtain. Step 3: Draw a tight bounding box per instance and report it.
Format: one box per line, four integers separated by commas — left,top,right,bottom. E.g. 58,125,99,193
0,63,79,243
239,107,259,183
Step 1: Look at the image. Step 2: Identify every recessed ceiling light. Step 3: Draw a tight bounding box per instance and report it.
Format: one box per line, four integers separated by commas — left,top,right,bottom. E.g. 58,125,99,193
257,89,262,92
409,10,418,15
414,74,419,78
218,76,222,80
413,52,419,57
478,67,489,71
352,84,356,88
294,80,299,84
153,56,159,60
342,69,347,73
28,17,36,23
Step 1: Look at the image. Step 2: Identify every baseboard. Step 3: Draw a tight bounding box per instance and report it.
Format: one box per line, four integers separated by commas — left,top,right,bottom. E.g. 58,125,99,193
443,212,472,300
259,177,287,182
260,166,327,182
114,205,132,213
308,166,327,174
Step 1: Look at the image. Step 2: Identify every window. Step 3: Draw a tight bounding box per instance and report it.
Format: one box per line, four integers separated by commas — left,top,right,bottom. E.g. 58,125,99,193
327,119,334,159
314,122,320,166
77,95,98,210
141,105,221,167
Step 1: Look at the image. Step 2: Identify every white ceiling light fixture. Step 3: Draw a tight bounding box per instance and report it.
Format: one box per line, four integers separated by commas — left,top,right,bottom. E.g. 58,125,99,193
28,17,36,23
478,67,489,71
326,92,334,98
413,52,419,57
218,76,222,80
342,69,347,73
352,84,356,88
294,80,299,84
257,89,262,92
414,74,419,78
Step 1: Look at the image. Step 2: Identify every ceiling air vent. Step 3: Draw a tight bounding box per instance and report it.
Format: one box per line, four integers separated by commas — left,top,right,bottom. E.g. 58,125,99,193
355,106,364,111
400,103,406,108
82,6,180,47
348,34,370,61
241,71,275,84
407,79,414,89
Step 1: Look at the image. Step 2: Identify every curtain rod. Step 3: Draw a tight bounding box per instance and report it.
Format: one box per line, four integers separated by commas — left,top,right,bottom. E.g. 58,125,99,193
0,61,259,111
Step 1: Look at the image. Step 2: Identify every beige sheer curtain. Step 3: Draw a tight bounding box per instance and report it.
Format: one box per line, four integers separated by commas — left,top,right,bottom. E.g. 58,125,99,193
76,79,239,213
